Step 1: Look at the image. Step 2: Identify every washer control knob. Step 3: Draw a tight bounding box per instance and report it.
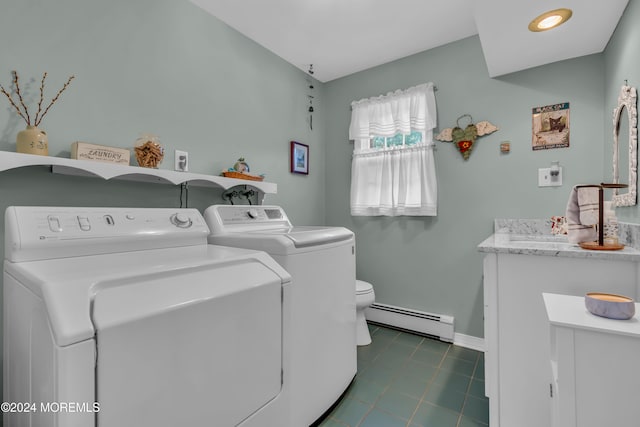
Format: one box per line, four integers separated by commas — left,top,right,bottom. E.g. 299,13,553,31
247,209,259,219
171,213,192,228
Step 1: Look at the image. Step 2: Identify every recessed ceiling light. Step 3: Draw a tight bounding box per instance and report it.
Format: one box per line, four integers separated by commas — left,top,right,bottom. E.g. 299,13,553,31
528,8,573,32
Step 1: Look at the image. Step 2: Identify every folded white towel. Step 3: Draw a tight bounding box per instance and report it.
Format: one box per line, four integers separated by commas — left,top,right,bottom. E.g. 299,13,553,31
566,186,597,244
577,187,599,226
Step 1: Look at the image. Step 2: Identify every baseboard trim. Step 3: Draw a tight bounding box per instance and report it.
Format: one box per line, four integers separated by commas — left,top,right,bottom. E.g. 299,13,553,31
453,333,485,352
365,302,454,342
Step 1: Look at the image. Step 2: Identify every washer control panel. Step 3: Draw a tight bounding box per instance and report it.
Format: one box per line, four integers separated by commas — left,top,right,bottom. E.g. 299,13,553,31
217,206,286,223
39,210,198,234
204,205,291,233
5,207,210,262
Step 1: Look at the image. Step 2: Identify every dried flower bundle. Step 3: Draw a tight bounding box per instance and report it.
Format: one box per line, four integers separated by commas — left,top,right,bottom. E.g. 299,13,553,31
0,70,74,127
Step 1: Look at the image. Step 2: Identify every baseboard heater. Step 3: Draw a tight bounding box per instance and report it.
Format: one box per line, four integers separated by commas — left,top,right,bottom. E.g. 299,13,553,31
365,303,454,343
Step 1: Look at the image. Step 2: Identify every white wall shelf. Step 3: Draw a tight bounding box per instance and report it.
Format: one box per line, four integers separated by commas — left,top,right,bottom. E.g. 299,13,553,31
0,151,277,195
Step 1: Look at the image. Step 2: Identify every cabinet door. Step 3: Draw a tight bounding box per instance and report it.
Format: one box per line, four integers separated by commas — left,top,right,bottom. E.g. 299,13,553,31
572,329,640,426
550,326,576,427
482,254,500,426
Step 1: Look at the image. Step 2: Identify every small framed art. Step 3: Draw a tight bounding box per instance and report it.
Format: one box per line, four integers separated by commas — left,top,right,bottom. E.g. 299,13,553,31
290,141,309,174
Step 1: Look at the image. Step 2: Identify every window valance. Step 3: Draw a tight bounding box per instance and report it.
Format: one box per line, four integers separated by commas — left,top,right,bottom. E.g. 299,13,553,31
349,83,437,142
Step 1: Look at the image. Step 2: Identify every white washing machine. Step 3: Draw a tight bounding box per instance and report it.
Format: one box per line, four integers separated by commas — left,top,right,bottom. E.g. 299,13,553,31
204,205,356,426
3,206,291,427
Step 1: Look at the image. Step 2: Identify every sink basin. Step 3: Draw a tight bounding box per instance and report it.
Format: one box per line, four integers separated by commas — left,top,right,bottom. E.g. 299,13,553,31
494,233,573,249
508,234,568,243
491,233,578,251
507,240,576,250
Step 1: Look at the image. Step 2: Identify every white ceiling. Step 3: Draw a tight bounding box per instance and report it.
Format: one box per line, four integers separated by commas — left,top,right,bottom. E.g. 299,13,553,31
190,0,629,82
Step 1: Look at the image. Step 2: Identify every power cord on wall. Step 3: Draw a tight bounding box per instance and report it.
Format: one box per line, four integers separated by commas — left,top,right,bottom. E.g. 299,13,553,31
179,182,189,208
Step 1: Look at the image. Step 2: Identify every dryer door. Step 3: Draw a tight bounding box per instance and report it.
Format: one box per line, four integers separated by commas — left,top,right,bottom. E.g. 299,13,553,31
92,260,282,427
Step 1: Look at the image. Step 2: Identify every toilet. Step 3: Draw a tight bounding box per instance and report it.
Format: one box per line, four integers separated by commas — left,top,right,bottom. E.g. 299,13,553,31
355,280,375,346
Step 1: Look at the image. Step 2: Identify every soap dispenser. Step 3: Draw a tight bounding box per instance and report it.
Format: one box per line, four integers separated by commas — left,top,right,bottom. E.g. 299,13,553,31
603,201,619,245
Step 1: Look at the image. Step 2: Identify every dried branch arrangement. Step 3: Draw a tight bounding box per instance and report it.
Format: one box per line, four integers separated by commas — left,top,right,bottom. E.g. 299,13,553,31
0,70,74,127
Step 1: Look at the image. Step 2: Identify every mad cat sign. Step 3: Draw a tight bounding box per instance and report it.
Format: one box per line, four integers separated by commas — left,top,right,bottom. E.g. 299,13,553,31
532,102,570,150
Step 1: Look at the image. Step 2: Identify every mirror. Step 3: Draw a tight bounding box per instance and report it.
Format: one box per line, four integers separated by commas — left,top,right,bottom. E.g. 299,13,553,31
612,85,638,206
618,106,629,192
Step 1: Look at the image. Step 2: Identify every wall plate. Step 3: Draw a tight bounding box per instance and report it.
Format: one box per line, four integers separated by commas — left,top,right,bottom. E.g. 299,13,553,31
538,167,562,187
175,150,188,172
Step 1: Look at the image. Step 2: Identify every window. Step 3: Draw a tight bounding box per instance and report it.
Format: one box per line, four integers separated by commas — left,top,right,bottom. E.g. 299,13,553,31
349,83,437,216
371,130,424,149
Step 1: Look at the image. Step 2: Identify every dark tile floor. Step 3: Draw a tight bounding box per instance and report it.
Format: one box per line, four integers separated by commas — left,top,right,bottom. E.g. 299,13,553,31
320,324,488,427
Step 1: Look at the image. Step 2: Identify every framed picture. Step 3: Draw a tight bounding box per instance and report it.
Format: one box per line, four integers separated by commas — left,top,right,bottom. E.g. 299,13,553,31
532,102,570,150
290,141,309,174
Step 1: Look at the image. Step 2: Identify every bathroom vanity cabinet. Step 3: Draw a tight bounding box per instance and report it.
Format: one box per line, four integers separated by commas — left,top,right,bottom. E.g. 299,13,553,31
478,234,640,427
543,293,640,427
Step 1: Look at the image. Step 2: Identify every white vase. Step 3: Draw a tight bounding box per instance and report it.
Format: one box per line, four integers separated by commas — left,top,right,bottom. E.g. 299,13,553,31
17,126,48,156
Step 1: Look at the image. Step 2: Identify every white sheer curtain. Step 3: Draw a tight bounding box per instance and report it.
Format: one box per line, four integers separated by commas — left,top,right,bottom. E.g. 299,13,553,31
349,83,437,216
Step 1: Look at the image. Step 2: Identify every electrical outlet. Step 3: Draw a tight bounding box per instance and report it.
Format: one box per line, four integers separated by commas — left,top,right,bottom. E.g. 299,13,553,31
175,150,188,172
538,167,562,187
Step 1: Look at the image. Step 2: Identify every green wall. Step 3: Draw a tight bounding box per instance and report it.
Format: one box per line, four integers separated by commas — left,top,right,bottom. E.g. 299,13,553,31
324,37,606,338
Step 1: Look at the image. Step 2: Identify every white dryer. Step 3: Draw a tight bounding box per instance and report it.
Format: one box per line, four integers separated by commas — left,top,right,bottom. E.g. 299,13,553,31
3,206,291,427
204,205,356,426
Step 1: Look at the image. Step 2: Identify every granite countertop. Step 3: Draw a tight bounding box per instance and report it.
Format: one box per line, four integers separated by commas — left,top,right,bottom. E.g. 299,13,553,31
478,234,640,261
477,218,640,262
